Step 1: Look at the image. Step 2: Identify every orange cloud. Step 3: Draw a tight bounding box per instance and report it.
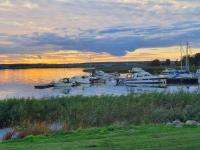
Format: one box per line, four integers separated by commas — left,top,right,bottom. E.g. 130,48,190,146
0,46,199,64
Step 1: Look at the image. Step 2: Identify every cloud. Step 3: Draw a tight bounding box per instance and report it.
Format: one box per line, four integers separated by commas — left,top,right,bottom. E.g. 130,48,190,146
1,20,200,56
0,0,14,8
23,2,39,9
0,41,13,45
0,0,200,59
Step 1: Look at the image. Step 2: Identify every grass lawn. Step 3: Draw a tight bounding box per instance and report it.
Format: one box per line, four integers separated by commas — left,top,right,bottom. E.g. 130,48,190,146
0,125,200,150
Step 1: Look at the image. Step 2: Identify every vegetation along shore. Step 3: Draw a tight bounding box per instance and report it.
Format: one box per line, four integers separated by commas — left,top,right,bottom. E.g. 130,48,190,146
1,92,200,149
1,92,200,129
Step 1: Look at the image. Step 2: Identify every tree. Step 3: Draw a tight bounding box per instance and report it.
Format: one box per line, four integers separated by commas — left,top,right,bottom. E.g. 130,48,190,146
193,53,200,66
175,59,179,66
180,53,200,66
151,59,161,66
164,59,171,66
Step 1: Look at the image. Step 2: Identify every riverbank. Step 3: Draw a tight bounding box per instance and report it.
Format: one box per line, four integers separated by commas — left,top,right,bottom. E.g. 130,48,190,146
0,92,200,128
1,125,200,150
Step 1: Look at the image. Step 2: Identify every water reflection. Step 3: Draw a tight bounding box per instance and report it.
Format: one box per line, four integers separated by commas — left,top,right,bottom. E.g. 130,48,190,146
0,68,87,99
126,85,200,93
0,68,199,100
0,68,87,85
53,83,200,96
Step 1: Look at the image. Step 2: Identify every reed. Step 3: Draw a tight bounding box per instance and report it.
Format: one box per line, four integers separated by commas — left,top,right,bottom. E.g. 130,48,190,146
2,130,15,141
16,122,49,139
0,92,200,129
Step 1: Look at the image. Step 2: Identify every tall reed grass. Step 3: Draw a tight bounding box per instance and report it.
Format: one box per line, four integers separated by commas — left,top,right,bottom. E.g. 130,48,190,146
0,92,200,129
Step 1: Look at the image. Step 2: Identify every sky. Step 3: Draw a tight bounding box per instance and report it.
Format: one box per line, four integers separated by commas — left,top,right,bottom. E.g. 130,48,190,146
0,0,200,64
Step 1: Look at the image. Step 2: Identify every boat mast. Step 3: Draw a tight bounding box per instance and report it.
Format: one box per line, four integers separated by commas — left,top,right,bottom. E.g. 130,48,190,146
180,43,183,70
89,55,92,68
185,42,190,71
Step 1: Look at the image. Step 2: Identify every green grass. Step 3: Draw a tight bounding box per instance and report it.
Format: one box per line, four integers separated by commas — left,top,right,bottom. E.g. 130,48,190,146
0,93,200,128
1,125,200,150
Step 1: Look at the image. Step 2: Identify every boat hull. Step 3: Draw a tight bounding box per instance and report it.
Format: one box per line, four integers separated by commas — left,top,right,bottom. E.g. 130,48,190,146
34,83,54,89
90,78,106,84
166,78,199,85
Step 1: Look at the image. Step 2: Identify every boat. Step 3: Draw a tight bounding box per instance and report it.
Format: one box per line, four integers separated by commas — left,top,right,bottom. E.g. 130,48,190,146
92,70,120,80
160,69,198,84
196,69,200,78
53,78,79,87
90,77,106,84
71,76,91,84
160,43,198,84
34,83,54,89
123,68,167,86
161,69,194,78
176,69,194,78
160,69,178,78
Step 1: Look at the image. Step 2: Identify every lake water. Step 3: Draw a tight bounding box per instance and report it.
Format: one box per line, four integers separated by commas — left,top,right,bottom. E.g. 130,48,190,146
0,68,200,100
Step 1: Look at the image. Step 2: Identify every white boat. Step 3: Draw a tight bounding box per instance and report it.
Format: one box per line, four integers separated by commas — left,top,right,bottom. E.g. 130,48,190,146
160,69,178,78
53,78,77,87
177,70,195,78
196,69,200,78
92,70,120,80
161,69,195,79
124,68,167,86
71,76,91,84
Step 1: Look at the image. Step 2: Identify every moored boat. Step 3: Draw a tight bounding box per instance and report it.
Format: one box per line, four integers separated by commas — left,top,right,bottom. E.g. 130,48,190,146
53,78,79,87
196,69,200,78
34,83,54,89
92,70,120,80
123,68,167,87
90,77,106,84
160,68,198,84
71,76,91,84
160,69,178,78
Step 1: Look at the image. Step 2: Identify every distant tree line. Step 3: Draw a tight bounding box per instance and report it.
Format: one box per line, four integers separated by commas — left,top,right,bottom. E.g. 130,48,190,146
150,59,171,67
150,53,200,67
181,53,200,66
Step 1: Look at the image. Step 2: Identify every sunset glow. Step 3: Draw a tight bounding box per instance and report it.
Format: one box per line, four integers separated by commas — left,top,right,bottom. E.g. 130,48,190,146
0,0,200,64
0,46,199,64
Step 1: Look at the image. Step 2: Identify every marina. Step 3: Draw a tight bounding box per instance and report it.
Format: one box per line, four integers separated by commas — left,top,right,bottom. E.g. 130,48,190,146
33,67,200,90
32,43,200,90
0,68,200,100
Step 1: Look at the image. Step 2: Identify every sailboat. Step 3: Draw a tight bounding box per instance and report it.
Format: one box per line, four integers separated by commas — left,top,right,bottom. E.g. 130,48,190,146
196,69,200,78
161,42,199,84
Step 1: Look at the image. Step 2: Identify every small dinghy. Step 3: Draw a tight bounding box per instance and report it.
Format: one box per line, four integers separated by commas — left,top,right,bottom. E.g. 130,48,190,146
71,76,91,84
53,78,75,87
34,83,54,89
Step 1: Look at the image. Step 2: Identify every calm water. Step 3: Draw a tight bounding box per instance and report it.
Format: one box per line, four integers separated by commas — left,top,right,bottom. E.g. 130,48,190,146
0,68,200,100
